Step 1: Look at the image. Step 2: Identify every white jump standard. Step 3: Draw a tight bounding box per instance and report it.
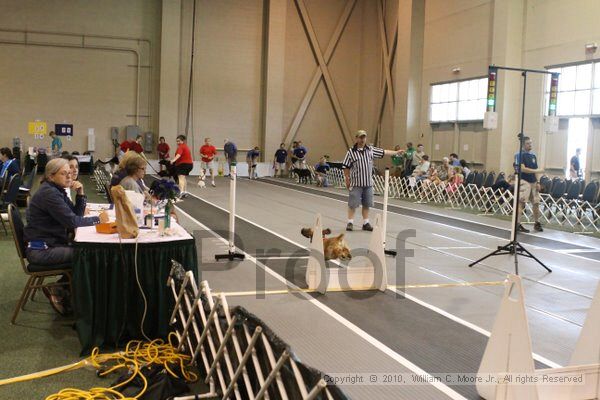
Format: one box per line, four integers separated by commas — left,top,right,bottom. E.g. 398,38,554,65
305,213,388,294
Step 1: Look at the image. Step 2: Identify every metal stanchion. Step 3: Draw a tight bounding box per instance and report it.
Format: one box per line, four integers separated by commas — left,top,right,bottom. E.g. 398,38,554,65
382,168,397,256
215,164,245,261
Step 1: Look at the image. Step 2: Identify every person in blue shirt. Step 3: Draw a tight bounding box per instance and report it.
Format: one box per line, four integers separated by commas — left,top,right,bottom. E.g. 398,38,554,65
314,156,331,187
223,139,238,176
514,136,544,233
49,131,62,157
246,146,260,179
449,153,461,167
0,147,20,184
273,143,288,177
292,141,307,168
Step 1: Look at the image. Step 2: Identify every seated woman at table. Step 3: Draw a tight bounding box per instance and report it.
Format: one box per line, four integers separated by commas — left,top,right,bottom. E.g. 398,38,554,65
110,150,140,188
62,155,80,201
119,154,150,198
24,158,100,314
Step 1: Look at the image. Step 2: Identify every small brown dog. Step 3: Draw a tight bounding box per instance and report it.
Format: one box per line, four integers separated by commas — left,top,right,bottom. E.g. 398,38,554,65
301,228,352,261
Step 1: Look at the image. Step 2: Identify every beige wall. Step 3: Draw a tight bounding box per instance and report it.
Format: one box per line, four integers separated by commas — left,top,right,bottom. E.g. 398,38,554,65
3,0,600,174
0,0,161,159
419,0,493,169
180,0,264,154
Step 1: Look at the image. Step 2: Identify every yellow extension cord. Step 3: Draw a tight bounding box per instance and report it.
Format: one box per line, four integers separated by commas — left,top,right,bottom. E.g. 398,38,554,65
0,333,197,400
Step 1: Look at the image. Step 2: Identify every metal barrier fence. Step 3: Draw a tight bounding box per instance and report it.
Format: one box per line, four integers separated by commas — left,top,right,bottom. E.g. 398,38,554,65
317,170,600,234
167,261,345,400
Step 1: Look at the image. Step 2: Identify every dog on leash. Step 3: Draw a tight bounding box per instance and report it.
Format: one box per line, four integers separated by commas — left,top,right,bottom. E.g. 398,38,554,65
292,168,312,184
301,227,352,261
158,159,179,181
197,169,206,188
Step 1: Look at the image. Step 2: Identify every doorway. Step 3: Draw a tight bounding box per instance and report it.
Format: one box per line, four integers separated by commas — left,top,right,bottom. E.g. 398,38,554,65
566,117,588,179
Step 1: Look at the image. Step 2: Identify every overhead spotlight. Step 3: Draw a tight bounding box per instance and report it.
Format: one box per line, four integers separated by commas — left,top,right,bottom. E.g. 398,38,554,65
452,67,461,74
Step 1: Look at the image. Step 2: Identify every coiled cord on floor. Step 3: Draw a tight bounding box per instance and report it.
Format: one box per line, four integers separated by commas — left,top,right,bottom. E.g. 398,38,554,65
0,333,196,400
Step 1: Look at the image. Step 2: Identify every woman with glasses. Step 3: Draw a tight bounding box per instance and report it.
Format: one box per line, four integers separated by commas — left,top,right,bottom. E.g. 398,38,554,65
24,158,100,315
119,153,148,197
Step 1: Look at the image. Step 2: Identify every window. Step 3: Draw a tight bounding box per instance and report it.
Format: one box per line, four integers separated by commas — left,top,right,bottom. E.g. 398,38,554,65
545,61,600,116
430,77,487,122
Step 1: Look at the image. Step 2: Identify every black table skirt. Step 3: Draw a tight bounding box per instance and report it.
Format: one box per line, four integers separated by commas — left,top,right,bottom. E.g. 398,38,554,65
73,239,197,354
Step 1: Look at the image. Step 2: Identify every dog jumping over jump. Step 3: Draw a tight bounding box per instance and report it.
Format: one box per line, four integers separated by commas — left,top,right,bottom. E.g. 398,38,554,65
301,227,352,261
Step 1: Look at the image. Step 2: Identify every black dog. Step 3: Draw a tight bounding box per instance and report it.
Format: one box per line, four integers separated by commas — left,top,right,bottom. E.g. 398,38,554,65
158,159,179,181
292,168,312,184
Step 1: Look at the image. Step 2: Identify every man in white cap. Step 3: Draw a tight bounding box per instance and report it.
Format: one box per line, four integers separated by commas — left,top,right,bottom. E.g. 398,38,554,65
342,130,403,231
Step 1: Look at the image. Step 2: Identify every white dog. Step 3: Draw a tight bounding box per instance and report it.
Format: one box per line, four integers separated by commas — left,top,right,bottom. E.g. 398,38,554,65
197,169,206,188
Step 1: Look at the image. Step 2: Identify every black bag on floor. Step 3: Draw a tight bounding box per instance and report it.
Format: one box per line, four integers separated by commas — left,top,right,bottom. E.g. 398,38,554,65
112,364,190,400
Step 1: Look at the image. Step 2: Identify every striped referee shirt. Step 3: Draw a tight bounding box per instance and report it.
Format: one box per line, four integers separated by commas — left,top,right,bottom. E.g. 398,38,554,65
342,145,385,187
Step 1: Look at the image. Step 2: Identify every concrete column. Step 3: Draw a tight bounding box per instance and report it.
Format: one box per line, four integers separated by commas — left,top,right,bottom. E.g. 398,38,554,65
158,0,182,146
261,0,287,163
392,0,424,149
487,0,526,173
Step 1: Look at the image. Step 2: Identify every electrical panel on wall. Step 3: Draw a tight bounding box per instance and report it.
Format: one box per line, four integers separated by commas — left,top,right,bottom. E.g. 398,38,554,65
126,125,139,140
144,132,153,152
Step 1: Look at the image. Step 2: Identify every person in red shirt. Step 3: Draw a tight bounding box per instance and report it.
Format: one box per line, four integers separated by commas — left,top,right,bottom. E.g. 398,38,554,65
157,136,170,172
119,138,133,154
199,137,217,187
171,134,193,197
119,135,144,155
130,135,144,153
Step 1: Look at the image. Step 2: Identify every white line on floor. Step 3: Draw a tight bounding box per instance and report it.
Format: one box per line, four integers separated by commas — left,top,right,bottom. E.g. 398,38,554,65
259,179,600,258
255,256,309,260
251,179,600,291
430,246,482,250
178,191,563,369
175,204,467,400
555,249,600,254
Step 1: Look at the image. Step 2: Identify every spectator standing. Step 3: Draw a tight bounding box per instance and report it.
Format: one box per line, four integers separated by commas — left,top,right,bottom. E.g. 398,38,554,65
342,130,402,231
514,136,544,233
199,137,217,187
130,135,144,153
223,139,237,176
411,144,425,174
247,146,260,179
449,153,461,167
402,142,415,177
274,143,288,177
570,148,582,179
157,136,170,172
171,135,194,198
293,141,307,168
49,131,62,157
391,145,403,177
314,156,331,187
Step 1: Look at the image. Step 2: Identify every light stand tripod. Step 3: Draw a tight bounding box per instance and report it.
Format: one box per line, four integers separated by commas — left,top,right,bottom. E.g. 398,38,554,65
469,66,552,275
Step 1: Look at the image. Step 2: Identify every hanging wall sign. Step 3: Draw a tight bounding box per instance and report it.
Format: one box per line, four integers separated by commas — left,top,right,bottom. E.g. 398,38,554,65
28,121,47,135
55,124,74,136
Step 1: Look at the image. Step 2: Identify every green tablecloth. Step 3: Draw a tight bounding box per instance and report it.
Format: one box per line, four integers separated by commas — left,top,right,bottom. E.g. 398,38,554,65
73,238,197,354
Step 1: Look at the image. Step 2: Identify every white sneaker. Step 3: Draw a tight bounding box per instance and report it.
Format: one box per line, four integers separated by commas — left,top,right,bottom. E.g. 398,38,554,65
211,182,216,187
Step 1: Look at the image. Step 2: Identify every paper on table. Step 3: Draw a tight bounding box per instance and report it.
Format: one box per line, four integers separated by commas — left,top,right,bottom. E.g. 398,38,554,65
75,220,192,243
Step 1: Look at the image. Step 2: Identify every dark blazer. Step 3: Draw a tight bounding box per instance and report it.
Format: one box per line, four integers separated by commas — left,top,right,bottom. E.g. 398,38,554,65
24,181,99,246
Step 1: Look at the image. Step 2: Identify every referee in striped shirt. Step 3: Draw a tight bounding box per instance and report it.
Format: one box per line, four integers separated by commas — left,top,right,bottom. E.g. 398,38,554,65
343,130,403,231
